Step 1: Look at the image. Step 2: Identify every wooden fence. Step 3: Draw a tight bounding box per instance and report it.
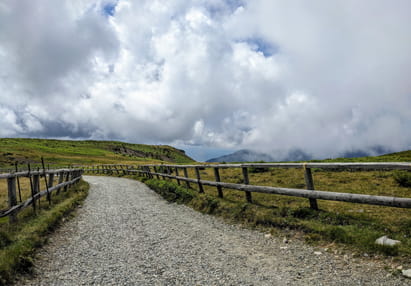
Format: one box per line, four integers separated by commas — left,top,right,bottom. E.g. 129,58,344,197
86,162,411,210
0,168,83,223
83,164,132,176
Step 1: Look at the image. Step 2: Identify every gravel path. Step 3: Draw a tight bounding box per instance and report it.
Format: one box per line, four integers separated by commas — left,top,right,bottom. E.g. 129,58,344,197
17,176,408,285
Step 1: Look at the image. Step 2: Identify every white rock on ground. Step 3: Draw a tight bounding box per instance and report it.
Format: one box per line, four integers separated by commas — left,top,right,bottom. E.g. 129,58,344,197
375,236,401,247
402,269,411,278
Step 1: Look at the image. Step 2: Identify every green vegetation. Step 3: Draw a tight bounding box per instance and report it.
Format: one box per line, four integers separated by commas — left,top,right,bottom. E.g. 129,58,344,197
393,171,411,188
316,150,411,163
0,180,89,286
0,138,194,169
142,178,194,204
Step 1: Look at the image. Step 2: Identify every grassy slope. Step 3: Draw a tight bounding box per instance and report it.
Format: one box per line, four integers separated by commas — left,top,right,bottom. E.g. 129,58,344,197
316,150,411,163
0,138,194,169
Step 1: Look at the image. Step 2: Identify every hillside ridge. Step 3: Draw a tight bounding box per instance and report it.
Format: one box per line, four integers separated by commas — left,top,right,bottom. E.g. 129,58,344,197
0,138,194,168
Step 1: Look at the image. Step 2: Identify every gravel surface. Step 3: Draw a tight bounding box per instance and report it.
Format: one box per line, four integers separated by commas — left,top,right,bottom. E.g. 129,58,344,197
17,176,408,285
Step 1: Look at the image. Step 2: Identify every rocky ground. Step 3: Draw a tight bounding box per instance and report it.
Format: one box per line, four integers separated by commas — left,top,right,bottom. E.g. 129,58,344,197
16,176,409,285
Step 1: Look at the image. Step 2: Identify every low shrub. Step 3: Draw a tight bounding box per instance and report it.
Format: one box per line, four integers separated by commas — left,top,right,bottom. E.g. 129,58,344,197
144,179,194,204
393,171,411,187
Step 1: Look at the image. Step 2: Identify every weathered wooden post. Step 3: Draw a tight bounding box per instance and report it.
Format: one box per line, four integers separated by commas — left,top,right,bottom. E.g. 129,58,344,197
147,166,153,179
160,166,166,180
48,173,54,188
41,157,51,205
15,162,22,202
33,173,40,208
7,176,18,223
242,167,252,203
167,166,172,181
57,171,64,194
195,167,204,193
64,171,70,192
153,166,160,179
144,166,148,178
183,167,190,188
175,167,181,185
213,167,223,198
303,164,319,210
27,164,36,212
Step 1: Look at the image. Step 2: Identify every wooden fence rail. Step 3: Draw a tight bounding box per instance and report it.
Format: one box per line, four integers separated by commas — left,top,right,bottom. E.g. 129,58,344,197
1,168,84,223
85,162,411,210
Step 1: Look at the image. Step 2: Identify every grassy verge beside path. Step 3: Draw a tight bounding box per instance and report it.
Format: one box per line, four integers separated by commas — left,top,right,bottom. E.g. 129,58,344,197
0,180,89,285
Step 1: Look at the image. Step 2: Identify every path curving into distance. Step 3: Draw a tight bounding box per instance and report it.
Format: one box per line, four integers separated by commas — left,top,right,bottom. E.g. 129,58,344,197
17,176,407,285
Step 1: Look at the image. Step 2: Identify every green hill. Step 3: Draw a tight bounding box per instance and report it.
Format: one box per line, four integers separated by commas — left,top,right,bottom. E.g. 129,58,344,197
318,149,411,163
0,138,194,169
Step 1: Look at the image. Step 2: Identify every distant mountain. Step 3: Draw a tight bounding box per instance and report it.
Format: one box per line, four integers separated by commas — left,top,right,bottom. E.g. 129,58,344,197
206,149,312,163
206,149,273,163
339,146,393,158
206,146,396,163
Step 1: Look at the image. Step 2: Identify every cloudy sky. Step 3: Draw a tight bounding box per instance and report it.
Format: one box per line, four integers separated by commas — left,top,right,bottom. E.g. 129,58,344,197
0,0,410,161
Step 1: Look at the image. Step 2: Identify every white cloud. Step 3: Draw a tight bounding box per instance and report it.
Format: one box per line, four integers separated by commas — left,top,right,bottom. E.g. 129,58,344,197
0,0,410,159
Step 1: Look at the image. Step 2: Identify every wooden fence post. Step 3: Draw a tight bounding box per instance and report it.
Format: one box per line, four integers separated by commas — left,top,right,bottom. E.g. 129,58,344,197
242,167,252,203
195,167,204,193
7,176,17,223
48,173,54,188
57,171,64,194
147,166,153,179
64,171,70,192
167,166,172,181
303,165,319,210
213,167,223,198
121,165,126,176
175,167,181,185
153,166,160,179
33,174,40,208
15,163,22,203
160,166,166,180
183,168,190,188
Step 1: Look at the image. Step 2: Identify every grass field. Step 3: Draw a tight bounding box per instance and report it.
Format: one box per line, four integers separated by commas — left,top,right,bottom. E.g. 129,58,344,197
0,138,194,170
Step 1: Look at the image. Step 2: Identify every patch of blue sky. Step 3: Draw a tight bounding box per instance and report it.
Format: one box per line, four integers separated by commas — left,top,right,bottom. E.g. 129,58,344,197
205,0,245,18
103,1,118,17
242,37,279,57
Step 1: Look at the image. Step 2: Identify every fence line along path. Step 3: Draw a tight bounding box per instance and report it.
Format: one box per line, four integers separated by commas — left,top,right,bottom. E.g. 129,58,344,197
86,162,411,210
17,176,409,285
0,168,83,223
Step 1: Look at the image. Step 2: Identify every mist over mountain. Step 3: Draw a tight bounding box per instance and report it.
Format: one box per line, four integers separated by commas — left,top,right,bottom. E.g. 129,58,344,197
206,149,312,163
206,146,393,163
